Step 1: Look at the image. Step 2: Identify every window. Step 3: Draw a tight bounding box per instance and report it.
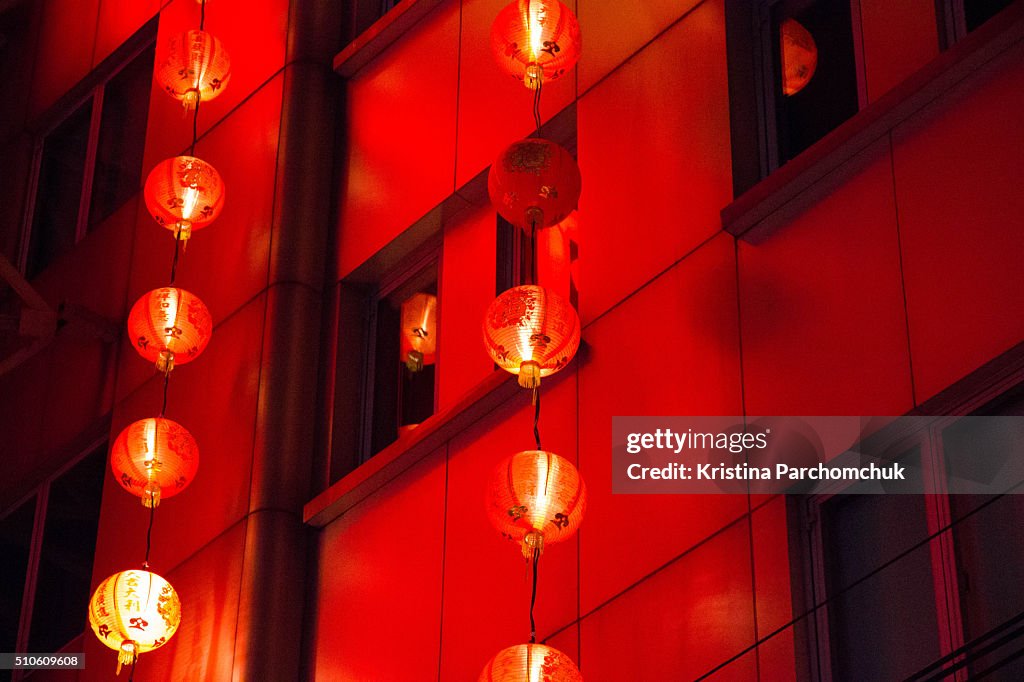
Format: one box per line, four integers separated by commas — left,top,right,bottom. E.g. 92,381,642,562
0,441,105,680
726,0,862,194
20,22,156,278
790,384,1024,681
939,0,1018,45
344,0,402,45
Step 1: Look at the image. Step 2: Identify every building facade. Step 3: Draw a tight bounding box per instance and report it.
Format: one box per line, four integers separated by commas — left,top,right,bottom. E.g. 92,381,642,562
1,0,1023,680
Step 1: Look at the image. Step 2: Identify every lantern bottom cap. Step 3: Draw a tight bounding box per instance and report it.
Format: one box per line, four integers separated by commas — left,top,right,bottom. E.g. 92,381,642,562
522,530,545,560
142,482,162,508
156,350,175,375
117,640,138,674
518,361,541,389
406,350,424,372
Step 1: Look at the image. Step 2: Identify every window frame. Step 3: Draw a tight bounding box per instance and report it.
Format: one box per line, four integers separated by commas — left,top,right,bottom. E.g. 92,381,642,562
0,433,107,675
16,20,157,277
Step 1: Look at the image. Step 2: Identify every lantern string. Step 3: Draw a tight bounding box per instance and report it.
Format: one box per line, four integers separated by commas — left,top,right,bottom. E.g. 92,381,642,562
144,494,155,565
536,75,544,135
170,226,182,284
200,0,206,31
128,659,137,682
533,383,542,450
160,372,170,417
529,546,540,643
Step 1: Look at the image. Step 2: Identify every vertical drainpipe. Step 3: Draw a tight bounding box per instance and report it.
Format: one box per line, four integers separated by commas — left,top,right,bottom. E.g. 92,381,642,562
231,1,341,680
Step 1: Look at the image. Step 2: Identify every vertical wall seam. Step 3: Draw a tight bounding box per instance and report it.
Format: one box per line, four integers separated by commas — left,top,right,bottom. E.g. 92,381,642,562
888,132,919,407
437,443,450,681
452,0,463,196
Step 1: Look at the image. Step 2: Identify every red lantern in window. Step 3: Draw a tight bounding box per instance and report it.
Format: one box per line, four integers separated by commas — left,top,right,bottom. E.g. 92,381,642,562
479,643,583,681
780,18,818,96
483,285,579,389
111,417,199,508
400,293,437,371
157,29,231,109
144,156,225,243
89,569,181,674
487,450,586,559
491,0,581,89
128,288,213,374
489,139,581,233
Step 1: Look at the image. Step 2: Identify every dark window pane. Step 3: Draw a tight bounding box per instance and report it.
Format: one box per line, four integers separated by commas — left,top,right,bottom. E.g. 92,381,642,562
27,99,93,278
771,0,860,164
819,448,941,680
368,263,438,458
27,445,105,653
88,41,156,228
0,499,36,656
964,0,1015,32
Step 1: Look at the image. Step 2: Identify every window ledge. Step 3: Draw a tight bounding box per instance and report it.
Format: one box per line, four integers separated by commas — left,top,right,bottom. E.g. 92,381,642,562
722,1,1024,243
333,0,446,78
304,370,520,528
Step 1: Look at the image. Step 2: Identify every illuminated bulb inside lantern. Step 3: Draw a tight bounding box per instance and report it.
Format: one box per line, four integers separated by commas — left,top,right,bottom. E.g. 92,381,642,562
528,649,545,682
140,420,162,508
524,3,547,88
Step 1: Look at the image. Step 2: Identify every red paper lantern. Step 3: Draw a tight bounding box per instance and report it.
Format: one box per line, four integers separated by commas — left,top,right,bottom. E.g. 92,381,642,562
491,0,582,89
780,18,818,96
144,156,225,243
400,293,437,371
489,138,581,232
479,643,583,681
487,450,586,559
157,29,231,109
128,288,213,373
89,569,181,674
111,417,199,508
483,285,579,389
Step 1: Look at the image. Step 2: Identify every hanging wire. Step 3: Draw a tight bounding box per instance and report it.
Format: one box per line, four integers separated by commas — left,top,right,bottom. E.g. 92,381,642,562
200,0,207,31
169,225,182,284
529,546,540,643
128,659,137,682
160,372,170,416
533,383,543,450
532,77,543,136
144,494,156,566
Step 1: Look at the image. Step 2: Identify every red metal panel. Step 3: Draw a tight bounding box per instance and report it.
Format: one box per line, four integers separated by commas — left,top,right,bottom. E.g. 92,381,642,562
893,43,1024,402
312,448,446,681
92,0,161,68
337,2,460,278
752,496,794,637
577,0,732,324
580,521,755,680
455,0,576,188
860,0,939,102
738,138,914,415
28,0,101,118
440,374,579,680
438,204,498,409
577,233,746,614
577,0,704,94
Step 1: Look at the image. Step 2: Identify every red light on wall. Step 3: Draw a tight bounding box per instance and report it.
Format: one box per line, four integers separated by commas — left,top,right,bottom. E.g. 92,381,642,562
111,417,199,508
88,569,182,674
780,18,818,96
144,156,226,243
491,0,582,89
488,138,581,232
479,642,583,681
487,449,586,558
128,288,213,373
157,29,231,109
483,285,579,389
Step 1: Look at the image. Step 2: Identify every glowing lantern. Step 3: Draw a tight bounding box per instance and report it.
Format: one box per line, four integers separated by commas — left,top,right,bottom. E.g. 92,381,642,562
491,0,582,89
483,285,579,389
157,29,231,109
128,288,213,374
780,18,817,96
479,643,583,681
88,569,182,674
144,156,225,243
487,450,586,559
400,293,437,372
488,138,581,232
111,418,199,508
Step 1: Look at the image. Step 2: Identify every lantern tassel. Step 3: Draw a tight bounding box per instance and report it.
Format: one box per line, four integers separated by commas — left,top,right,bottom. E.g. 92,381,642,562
117,641,138,674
